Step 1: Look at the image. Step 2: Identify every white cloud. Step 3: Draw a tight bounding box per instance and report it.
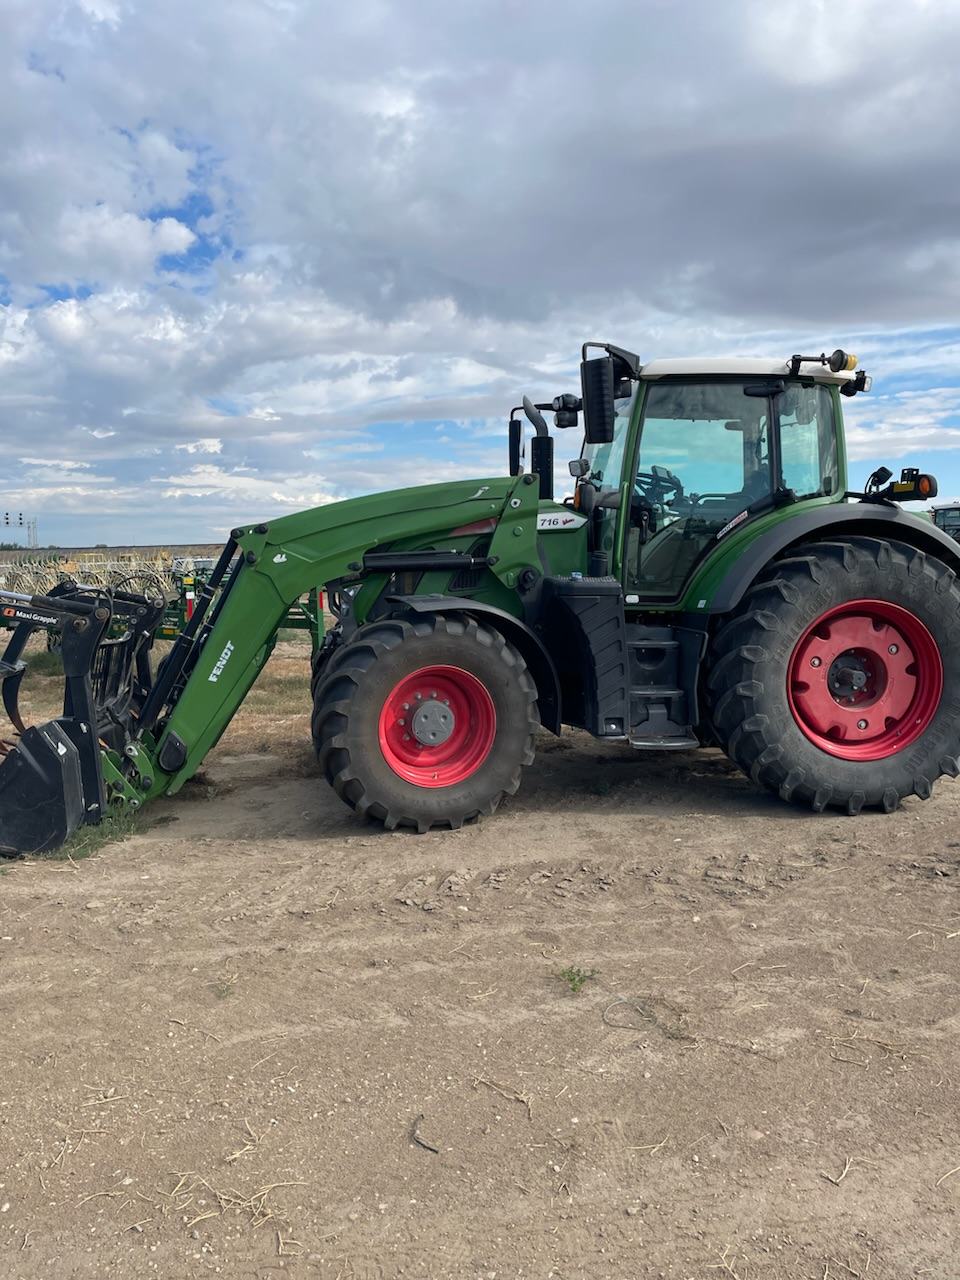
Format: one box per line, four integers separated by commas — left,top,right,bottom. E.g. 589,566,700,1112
175,438,223,454
157,463,337,509
54,205,195,283
3,0,960,541
19,456,94,470
77,0,122,23
845,387,960,460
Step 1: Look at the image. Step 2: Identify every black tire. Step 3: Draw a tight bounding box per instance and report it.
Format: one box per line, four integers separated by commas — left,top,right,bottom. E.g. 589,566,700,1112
312,612,539,831
310,627,342,701
706,537,960,814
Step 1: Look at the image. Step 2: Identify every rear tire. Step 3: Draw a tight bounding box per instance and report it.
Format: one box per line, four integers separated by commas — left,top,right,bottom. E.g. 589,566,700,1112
707,538,960,814
312,612,539,831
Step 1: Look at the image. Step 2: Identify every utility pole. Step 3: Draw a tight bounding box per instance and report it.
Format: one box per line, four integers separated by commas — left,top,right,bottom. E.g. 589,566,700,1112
2,512,38,548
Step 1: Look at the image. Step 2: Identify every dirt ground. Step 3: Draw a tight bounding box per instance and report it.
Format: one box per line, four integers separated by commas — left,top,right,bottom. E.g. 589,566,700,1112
2,641,960,1279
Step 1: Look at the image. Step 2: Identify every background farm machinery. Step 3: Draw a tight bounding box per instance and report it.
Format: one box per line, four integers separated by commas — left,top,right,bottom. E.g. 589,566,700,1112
0,554,324,648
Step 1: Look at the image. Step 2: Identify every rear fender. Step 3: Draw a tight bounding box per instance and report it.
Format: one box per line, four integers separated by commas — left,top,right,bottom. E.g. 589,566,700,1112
707,505,960,614
386,594,561,734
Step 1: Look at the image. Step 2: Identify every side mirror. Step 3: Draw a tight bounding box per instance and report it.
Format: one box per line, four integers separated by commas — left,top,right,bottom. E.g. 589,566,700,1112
508,418,523,476
580,357,616,444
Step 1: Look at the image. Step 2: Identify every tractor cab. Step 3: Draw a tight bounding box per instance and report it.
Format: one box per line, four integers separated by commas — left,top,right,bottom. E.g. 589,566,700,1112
573,349,862,606
931,503,960,541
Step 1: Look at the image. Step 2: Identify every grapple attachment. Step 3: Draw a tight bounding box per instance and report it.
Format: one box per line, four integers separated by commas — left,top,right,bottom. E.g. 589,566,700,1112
0,722,84,854
0,582,166,856
1,653,28,735
1,541,238,855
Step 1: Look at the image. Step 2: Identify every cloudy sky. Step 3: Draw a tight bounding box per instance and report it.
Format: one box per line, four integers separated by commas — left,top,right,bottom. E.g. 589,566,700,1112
2,0,960,547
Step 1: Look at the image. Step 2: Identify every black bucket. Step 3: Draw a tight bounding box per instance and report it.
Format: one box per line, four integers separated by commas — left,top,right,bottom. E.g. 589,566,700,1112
0,722,85,856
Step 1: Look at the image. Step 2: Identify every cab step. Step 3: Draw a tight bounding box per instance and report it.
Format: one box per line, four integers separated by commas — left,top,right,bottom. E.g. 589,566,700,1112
627,626,702,749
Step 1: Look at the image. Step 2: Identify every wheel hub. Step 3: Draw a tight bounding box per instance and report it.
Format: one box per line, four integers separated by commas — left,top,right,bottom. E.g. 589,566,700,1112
787,599,942,761
827,654,870,701
378,664,496,787
411,697,455,745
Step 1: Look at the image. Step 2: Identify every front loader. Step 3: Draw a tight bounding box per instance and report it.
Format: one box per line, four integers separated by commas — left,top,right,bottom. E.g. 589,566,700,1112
4,341,960,856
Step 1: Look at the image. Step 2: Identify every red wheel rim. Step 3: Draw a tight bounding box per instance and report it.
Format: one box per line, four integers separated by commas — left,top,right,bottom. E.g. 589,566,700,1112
378,665,497,787
787,599,942,761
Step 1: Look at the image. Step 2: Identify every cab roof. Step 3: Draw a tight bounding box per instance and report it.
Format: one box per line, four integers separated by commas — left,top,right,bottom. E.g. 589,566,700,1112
639,357,855,384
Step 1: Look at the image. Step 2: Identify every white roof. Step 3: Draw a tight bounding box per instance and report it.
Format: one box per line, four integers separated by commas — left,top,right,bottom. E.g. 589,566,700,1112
639,357,854,383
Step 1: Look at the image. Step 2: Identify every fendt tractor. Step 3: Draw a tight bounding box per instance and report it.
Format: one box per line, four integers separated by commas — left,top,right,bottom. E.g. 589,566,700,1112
931,503,960,541
3,342,960,856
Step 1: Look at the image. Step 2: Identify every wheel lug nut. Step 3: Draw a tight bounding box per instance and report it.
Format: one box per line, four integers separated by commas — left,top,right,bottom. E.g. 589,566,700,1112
810,657,822,668
888,644,898,655
857,719,868,730
398,718,405,726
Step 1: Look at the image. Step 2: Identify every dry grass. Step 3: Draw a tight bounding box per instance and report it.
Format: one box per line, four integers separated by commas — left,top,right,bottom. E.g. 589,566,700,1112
472,1073,535,1121
166,1170,306,1234
51,810,145,861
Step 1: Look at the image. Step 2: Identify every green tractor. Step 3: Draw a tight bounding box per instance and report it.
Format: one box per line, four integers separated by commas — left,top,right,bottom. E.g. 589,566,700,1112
3,341,960,855
931,503,960,541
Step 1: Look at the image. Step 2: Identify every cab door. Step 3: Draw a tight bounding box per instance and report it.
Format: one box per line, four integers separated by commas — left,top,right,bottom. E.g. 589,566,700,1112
624,381,770,602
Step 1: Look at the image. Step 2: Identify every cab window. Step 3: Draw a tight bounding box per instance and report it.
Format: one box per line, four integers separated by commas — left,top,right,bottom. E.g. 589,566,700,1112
626,380,836,600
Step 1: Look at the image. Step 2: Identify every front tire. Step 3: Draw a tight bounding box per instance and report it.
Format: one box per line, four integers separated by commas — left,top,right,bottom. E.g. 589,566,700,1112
312,612,539,831
310,626,342,701
707,538,960,814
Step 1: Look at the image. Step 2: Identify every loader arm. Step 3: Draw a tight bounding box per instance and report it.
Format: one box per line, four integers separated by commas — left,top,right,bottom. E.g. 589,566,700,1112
0,473,543,854
148,474,542,796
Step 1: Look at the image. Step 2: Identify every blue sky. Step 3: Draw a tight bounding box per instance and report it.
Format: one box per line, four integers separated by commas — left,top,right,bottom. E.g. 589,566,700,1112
2,0,960,546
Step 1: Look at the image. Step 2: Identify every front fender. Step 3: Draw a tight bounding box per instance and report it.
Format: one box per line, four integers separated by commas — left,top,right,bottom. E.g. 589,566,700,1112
386,593,561,734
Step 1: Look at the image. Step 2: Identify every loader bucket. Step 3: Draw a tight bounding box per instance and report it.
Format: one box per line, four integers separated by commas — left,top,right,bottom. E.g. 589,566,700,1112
0,722,85,855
